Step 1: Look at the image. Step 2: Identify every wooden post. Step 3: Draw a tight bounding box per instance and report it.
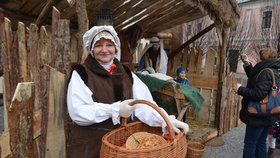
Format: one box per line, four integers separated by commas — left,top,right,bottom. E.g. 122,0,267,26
53,19,71,76
216,27,229,135
2,18,14,131
76,0,89,63
8,82,35,158
17,22,28,82
40,26,50,65
51,7,61,67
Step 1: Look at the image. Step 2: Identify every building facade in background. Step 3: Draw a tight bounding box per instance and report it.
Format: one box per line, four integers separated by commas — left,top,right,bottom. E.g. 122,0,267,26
182,0,280,73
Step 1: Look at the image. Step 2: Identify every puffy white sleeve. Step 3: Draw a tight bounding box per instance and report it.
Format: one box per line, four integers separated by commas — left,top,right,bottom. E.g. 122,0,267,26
67,71,121,126
132,73,169,128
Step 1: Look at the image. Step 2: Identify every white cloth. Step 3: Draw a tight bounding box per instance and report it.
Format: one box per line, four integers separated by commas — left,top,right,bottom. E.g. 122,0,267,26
148,73,174,82
83,25,121,61
268,134,276,149
67,71,170,129
138,41,168,74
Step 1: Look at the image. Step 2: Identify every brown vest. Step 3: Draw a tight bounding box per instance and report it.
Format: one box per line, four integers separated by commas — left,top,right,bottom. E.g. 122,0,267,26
66,55,133,158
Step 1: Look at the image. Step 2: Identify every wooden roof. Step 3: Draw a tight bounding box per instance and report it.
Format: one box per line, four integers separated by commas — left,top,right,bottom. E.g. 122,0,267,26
0,0,239,33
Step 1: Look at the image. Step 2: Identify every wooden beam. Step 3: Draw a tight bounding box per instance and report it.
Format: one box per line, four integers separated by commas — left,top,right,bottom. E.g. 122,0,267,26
216,27,229,135
20,0,41,13
141,1,186,29
55,0,75,15
137,0,180,28
0,8,37,23
112,0,127,12
169,23,216,59
114,0,169,30
35,0,54,26
150,10,203,33
1,0,29,11
113,0,141,16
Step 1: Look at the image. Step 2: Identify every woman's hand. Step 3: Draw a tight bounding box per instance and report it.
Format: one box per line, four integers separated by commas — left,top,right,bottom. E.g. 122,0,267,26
241,54,250,65
119,99,136,118
233,83,242,93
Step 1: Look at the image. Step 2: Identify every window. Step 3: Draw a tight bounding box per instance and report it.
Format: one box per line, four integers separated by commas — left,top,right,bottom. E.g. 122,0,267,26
197,22,202,33
187,24,192,36
262,11,272,29
245,10,251,36
228,49,240,72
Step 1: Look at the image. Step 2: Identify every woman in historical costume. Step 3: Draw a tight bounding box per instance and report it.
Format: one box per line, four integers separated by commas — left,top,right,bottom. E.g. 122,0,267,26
66,25,189,158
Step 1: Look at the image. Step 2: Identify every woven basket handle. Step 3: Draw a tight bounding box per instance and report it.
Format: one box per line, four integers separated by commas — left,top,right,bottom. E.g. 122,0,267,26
121,99,176,140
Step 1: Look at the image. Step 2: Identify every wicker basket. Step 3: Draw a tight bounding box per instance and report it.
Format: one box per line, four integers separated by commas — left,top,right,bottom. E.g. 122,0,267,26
100,100,187,158
187,142,205,158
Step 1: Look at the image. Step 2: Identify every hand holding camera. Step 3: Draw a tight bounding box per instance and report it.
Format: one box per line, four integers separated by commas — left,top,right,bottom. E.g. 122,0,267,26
240,54,250,65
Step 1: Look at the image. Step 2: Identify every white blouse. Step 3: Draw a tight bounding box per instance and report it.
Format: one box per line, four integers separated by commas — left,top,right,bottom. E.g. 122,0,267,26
67,71,170,129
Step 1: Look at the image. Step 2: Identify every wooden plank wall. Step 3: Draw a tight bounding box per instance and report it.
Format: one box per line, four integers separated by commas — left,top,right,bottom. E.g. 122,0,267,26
0,7,71,158
174,46,242,134
185,47,218,126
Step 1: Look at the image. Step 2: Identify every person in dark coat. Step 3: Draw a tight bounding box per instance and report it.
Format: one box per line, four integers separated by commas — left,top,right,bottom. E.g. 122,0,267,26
234,48,280,158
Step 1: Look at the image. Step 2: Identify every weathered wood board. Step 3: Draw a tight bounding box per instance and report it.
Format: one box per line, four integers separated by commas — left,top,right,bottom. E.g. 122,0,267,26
8,82,35,158
0,131,11,158
44,65,66,158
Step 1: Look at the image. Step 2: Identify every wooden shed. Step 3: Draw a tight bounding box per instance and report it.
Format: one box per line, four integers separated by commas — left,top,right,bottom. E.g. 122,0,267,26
0,0,240,157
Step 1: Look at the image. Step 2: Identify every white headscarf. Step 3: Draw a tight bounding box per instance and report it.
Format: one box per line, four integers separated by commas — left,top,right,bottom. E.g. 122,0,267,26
83,25,121,61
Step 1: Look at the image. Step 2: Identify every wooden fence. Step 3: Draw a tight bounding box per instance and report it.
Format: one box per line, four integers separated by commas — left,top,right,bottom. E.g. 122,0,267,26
168,46,244,134
0,8,71,158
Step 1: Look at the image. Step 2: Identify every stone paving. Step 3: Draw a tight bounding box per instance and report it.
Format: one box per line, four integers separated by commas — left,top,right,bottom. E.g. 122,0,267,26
203,123,280,158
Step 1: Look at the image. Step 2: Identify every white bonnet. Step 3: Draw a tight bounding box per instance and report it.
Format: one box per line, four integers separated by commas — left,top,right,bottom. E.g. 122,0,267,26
83,25,121,61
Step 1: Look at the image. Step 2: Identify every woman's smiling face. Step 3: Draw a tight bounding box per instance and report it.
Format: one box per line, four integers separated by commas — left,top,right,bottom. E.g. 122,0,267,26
92,38,116,64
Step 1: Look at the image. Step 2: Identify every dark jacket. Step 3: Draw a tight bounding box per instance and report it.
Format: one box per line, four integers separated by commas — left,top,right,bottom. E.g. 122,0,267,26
238,59,280,102
238,58,280,127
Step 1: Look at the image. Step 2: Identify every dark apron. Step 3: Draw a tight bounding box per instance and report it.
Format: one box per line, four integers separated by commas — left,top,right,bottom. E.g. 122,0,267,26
66,119,118,158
